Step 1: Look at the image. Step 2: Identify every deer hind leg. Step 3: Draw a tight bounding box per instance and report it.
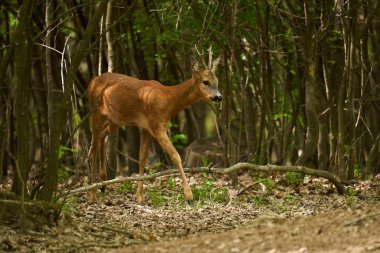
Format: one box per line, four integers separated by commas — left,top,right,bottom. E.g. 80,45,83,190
136,129,152,204
89,113,111,201
98,127,108,192
89,113,106,202
99,120,117,191
89,134,99,202
154,129,193,201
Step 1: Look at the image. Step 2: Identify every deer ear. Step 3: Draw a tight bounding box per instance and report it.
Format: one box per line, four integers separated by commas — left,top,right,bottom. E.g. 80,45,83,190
191,57,200,72
211,55,221,72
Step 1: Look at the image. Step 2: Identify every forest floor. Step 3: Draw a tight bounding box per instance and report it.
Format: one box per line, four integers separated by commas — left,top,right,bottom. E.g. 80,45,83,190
1,172,380,253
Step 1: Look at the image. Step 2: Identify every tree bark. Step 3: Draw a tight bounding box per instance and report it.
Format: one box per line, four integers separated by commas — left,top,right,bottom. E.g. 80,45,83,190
11,0,34,197
365,135,380,175
295,1,318,167
104,0,118,179
0,42,14,182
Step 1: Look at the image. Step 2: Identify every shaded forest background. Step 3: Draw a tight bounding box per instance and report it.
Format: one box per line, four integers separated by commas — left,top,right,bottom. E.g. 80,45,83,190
1,0,380,204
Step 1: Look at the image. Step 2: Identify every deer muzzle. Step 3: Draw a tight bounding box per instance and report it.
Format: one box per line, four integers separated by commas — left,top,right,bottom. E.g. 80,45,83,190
212,95,223,102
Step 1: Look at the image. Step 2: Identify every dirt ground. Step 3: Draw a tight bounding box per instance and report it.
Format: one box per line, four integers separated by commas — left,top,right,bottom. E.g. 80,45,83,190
121,204,380,253
1,174,379,253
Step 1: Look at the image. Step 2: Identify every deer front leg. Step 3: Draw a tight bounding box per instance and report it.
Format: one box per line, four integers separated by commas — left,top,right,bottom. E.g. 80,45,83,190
154,129,193,201
136,129,152,204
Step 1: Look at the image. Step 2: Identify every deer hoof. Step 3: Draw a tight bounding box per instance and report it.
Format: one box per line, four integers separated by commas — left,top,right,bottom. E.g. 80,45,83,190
90,190,97,202
184,188,194,201
136,194,144,204
136,189,144,204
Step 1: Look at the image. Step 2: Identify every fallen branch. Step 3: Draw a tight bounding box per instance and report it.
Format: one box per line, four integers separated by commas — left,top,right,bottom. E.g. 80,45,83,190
69,162,346,195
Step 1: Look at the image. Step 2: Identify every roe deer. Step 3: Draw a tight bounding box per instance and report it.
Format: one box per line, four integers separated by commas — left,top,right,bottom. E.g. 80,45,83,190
88,47,222,203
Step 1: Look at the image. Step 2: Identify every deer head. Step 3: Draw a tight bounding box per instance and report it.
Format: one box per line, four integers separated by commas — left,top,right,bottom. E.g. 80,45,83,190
192,45,223,102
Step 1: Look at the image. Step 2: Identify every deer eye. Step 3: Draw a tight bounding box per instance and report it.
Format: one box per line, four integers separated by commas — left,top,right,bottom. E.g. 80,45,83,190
203,80,209,86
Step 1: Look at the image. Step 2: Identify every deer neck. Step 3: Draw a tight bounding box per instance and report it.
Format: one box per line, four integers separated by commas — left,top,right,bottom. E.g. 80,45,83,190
169,78,200,116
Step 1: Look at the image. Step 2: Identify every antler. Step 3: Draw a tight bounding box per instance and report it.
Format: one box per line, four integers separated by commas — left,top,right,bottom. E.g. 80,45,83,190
193,44,220,71
212,55,221,72
208,45,213,69
208,45,220,72
194,45,207,69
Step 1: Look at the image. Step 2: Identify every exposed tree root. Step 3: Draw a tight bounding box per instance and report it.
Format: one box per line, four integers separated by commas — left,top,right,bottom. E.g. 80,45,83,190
0,198,60,227
69,163,346,195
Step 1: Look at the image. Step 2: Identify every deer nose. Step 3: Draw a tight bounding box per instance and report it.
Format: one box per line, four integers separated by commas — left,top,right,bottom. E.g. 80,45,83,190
212,95,223,102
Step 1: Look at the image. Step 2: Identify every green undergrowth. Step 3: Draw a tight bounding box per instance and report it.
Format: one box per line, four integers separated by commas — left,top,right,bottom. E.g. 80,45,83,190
345,188,359,208
114,174,307,208
192,173,229,204
117,181,136,193
65,172,362,211
284,172,304,186
252,196,270,207
148,173,229,207
116,173,230,207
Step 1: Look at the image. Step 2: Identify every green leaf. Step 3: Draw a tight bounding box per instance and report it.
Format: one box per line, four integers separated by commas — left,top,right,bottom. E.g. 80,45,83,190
274,113,291,120
172,133,188,144
58,145,77,159
166,178,175,189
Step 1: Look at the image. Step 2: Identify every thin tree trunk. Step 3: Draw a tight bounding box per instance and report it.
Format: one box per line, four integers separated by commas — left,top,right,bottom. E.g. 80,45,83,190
0,94,11,182
295,1,318,166
335,0,354,179
296,61,318,166
45,0,56,189
106,0,113,73
37,0,110,201
11,0,33,197
105,0,118,179
98,14,105,75
254,0,273,164
346,0,358,180
366,135,380,175
0,43,14,182
223,52,232,167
